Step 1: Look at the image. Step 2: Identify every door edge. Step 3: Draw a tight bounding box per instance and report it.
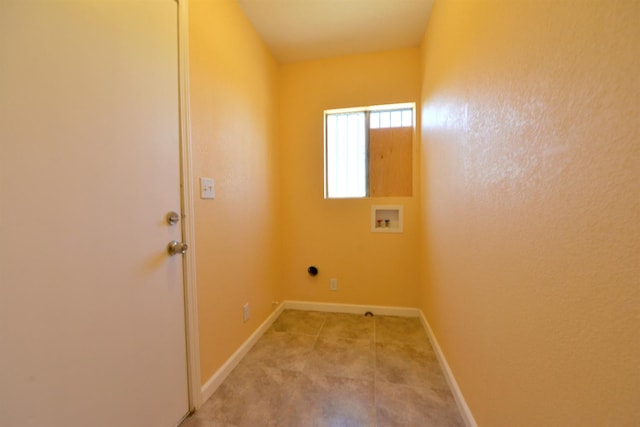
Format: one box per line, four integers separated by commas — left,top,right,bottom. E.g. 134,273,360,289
177,0,202,412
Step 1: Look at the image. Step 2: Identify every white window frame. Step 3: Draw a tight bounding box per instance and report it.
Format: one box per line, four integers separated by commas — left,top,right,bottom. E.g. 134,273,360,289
324,103,414,199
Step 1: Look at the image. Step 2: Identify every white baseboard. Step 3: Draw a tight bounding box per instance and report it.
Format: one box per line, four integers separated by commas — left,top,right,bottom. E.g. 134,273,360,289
283,300,420,317
419,311,477,427
200,302,286,403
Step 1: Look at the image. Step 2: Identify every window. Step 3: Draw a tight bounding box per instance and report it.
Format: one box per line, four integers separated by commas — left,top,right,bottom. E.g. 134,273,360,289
325,111,367,198
324,103,414,199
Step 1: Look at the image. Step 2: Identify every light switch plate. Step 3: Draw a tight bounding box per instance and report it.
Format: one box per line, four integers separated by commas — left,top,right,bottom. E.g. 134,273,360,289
200,177,215,199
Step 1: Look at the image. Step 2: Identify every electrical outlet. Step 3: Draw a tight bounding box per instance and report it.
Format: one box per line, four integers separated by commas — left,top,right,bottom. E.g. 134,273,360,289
243,303,250,322
330,278,338,291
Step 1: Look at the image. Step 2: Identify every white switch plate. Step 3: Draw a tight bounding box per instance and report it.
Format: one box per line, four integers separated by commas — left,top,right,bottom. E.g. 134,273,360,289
200,177,215,199
243,303,250,322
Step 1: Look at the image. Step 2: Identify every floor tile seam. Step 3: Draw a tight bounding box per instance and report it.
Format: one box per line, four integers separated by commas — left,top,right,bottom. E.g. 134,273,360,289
274,366,307,427
292,331,324,338
268,329,322,339
273,315,321,427
298,316,325,375
374,379,462,410
315,334,375,347
315,314,327,338
375,339,439,353
374,376,455,400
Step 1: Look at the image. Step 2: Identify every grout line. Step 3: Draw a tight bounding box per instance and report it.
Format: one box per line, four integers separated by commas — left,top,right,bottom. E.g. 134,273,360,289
276,312,328,425
315,314,327,339
299,313,326,375
276,359,303,424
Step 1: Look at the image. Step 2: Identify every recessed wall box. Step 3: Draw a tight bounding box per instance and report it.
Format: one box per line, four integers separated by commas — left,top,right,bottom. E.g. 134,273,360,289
371,205,403,233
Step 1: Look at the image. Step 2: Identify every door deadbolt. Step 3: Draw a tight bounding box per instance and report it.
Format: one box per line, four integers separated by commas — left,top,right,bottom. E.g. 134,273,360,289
167,240,188,256
166,211,180,225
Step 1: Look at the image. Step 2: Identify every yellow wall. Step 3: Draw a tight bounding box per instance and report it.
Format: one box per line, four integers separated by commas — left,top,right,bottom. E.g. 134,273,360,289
189,0,282,383
279,49,422,307
419,1,640,425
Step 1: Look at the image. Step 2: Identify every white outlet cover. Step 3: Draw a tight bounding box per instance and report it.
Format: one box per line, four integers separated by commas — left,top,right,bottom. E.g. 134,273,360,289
200,177,215,199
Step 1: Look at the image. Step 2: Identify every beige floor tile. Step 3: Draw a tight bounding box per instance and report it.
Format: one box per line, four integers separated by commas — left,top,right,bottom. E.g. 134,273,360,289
376,381,464,427
304,335,375,380
179,417,237,427
320,312,375,341
280,373,375,426
376,340,448,389
182,363,299,427
242,331,317,372
269,309,326,336
375,315,433,346
180,311,465,427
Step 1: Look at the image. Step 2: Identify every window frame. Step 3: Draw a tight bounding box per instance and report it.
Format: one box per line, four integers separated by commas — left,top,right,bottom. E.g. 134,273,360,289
324,103,415,199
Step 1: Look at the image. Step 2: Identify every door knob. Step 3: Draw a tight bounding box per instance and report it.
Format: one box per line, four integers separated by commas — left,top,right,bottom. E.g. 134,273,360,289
167,240,188,256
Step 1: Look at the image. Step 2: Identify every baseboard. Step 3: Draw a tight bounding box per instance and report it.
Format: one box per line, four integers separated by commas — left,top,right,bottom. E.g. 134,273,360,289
283,300,420,317
419,311,477,427
200,301,286,403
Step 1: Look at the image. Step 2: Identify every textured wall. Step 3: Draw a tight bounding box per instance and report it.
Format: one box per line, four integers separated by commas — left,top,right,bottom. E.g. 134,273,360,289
419,0,639,425
189,0,282,384
279,49,422,307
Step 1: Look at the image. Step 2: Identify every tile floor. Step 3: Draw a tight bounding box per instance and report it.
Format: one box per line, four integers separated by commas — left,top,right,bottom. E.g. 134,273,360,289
180,310,464,427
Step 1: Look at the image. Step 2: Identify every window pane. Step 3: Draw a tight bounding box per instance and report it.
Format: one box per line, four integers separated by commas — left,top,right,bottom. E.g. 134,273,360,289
327,116,337,197
390,110,402,127
326,112,366,198
380,111,390,128
402,109,413,127
370,112,379,129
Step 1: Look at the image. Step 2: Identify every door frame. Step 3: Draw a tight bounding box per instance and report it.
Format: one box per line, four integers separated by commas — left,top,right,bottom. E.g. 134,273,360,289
177,0,202,411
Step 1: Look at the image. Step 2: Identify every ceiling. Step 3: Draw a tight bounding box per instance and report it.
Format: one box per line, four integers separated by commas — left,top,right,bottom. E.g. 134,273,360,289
236,0,435,64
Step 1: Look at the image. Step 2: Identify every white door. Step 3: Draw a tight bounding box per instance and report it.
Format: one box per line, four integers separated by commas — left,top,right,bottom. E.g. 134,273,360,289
0,2,189,426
